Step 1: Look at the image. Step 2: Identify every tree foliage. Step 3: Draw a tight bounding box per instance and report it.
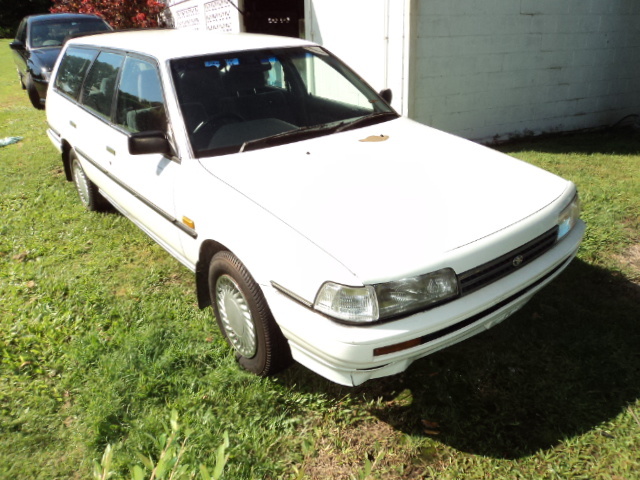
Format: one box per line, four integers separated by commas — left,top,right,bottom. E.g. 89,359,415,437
50,0,166,29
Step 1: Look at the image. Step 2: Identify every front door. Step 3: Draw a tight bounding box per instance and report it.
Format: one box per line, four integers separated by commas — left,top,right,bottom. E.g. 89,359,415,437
104,55,187,259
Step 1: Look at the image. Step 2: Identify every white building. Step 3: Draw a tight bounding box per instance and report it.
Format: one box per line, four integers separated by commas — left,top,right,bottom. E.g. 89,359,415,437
166,0,640,142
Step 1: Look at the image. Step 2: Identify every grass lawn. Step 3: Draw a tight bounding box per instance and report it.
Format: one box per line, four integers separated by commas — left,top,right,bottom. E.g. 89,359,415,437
1,38,639,479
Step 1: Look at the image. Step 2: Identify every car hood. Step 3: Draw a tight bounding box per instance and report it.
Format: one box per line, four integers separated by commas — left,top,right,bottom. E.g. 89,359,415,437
198,118,569,283
31,47,62,69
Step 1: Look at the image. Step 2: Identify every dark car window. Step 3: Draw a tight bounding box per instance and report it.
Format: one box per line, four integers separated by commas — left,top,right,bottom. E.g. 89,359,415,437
16,20,27,44
80,51,124,119
54,47,99,100
115,57,167,134
170,47,395,157
29,18,110,48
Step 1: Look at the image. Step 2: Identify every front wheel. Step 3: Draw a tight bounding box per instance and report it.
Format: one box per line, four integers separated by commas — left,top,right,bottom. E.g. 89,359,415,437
209,251,291,376
25,74,44,110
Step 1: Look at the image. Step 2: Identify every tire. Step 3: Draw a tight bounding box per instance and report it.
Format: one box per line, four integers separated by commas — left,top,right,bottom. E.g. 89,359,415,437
209,251,291,376
25,74,44,110
70,151,108,211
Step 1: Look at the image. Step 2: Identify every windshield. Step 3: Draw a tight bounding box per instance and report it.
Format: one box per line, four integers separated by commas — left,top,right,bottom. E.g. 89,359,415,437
170,46,398,157
30,18,110,48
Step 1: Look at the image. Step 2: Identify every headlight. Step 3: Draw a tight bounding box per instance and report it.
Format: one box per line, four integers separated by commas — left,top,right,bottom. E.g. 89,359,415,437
41,69,51,82
557,193,581,240
314,283,378,323
314,268,459,323
375,268,459,319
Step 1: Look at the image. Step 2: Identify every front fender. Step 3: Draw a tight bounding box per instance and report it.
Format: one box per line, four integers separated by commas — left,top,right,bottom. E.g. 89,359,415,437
180,161,362,311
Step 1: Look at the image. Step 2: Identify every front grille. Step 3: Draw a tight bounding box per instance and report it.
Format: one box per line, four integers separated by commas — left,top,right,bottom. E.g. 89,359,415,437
458,226,558,296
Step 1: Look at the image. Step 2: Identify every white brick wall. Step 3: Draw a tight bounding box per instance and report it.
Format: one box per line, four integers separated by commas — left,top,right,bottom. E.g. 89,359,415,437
411,0,640,141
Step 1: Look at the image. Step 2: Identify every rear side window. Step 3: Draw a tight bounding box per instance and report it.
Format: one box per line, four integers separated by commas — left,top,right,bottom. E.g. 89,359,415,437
80,51,124,119
54,47,98,100
115,57,167,134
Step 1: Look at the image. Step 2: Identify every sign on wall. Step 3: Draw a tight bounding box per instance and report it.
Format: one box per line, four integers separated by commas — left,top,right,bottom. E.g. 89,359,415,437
170,0,242,32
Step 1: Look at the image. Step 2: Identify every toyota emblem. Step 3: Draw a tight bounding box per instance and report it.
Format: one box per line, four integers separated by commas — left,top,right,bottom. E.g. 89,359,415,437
512,255,524,267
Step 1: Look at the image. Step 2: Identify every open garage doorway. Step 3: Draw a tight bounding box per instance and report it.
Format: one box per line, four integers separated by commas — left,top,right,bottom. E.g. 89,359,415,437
243,0,304,38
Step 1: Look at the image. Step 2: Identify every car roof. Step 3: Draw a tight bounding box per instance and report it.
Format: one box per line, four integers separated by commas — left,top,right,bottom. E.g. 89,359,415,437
65,29,315,61
27,13,107,24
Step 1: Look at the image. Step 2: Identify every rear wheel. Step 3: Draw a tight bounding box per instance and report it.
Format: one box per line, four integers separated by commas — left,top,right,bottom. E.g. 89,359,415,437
209,251,291,376
70,151,108,211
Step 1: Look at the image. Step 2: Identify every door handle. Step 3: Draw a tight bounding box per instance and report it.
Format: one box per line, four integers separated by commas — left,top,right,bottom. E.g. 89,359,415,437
69,121,76,128
106,146,116,155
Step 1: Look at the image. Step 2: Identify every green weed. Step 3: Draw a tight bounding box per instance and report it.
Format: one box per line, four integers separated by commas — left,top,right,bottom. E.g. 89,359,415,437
92,411,229,480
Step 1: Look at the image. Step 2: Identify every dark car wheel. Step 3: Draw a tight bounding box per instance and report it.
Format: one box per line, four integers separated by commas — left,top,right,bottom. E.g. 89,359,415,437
209,251,291,376
25,74,44,110
70,151,108,211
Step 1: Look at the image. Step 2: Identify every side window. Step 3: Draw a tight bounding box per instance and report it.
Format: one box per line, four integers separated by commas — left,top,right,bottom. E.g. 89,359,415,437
115,57,167,134
80,51,124,119
16,20,27,44
54,47,98,100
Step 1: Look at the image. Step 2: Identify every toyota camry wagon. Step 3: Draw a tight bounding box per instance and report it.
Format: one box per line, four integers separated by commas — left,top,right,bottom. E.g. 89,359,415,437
46,29,584,386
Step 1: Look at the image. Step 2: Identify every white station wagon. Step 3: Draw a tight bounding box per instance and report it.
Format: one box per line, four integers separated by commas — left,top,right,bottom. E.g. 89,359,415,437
46,29,584,386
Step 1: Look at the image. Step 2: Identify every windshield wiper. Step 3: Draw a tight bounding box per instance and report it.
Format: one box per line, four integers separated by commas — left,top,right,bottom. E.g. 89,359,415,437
240,123,342,153
334,111,399,133
238,111,398,153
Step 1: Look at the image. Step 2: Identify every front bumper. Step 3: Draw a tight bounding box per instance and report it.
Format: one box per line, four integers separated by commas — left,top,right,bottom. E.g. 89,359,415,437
264,220,585,386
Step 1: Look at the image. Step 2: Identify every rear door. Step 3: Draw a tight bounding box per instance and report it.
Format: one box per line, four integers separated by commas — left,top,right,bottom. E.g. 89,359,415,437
72,49,125,193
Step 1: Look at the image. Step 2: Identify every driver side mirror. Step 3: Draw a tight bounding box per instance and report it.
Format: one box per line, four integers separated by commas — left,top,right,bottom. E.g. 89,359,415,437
128,131,171,155
379,88,393,105
9,40,25,50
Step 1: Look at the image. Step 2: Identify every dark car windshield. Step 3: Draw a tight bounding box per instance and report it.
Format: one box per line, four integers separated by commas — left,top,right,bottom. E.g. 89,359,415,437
170,46,398,157
30,18,110,48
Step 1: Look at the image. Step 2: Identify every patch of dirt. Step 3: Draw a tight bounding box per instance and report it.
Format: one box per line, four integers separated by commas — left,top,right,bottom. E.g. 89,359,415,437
614,244,640,285
297,419,435,479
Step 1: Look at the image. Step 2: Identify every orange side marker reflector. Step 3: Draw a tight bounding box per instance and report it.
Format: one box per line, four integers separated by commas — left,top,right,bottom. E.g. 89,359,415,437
182,217,195,229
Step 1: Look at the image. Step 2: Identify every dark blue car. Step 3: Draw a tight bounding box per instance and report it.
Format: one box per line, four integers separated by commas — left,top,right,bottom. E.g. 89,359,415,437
9,13,112,109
